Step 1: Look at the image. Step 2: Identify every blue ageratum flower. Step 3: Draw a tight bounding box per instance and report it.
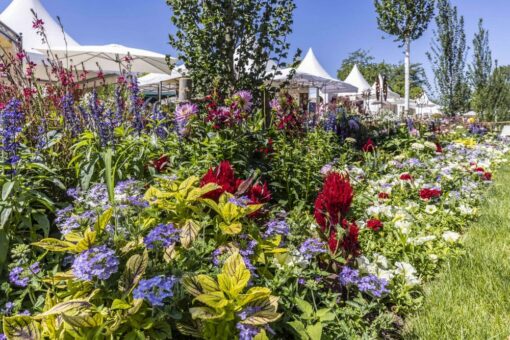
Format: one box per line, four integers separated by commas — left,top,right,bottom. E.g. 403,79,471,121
357,275,389,298
9,266,29,287
236,323,260,340
72,245,119,281
144,224,180,249
0,98,24,165
299,238,327,261
264,216,289,238
133,275,178,307
339,266,360,286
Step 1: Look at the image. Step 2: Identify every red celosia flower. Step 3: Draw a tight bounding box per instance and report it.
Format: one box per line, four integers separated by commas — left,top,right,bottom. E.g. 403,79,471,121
378,192,390,199
366,219,383,231
314,173,354,231
419,188,442,200
329,220,361,257
400,173,413,181
248,182,272,205
474,167,485,173
152,155,169,173
483,172,492,181
435,143,443,153
200,161,239,201
362,138,375,152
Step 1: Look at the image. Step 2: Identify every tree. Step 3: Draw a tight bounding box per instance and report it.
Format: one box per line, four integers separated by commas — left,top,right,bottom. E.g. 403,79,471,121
428,0,470,115
374,0,435,114
337,50,428,98
479,63,510,121
469,19,493,116
167,0,296,97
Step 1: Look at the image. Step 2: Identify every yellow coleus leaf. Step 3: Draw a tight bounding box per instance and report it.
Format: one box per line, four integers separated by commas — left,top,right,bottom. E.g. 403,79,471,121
189,307,225,320
196,274,220,293
238,287,272,307
221,252,251,291
219,222,242,235
180,219,200,248
194,292,229,309
187,183,220,201
73,228,96,253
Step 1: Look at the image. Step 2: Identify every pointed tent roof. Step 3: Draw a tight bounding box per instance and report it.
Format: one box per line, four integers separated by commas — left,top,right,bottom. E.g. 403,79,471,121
344,64,371,93
0,0,79,53
296,48,335,80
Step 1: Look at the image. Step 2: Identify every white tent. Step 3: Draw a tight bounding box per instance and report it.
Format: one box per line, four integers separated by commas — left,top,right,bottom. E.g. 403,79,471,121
463,111,478,117
274,48,357,94
40,44,174,74
0,0,79,54
344,64,371,94
414,92,442,116
138,65,189,87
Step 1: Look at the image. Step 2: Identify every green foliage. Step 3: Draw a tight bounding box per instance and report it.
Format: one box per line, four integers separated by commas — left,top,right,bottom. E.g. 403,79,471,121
428,0,470,115
374,0,435,42
167,0,297,97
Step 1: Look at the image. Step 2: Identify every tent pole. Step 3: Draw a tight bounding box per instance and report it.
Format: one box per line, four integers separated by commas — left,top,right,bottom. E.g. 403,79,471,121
158,82,162,102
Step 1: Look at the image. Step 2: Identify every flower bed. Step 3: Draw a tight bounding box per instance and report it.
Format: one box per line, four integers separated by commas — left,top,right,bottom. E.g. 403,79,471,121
0,73,508,339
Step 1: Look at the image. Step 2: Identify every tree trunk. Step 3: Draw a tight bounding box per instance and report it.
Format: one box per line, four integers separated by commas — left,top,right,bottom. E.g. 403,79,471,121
404,37,411,116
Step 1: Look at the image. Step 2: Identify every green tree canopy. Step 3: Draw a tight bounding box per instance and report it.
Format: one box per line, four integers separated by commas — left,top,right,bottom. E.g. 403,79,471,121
167,0,297,97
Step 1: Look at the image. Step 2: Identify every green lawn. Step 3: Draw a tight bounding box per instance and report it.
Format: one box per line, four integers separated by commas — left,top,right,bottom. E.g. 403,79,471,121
404,163,510,340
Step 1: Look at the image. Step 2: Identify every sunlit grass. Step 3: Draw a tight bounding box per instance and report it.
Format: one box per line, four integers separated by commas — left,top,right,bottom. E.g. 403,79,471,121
404,163,510,339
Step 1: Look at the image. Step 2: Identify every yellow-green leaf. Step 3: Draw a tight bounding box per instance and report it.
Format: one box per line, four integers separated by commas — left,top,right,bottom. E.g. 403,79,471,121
238,287,272,307
120,250,148,293
34,300,92,319
111,299,132,311
253,329,269,340
3,316,41,340
221,252,250,290
219,222,242,235
182,276,203,297
196,274,219,293
241,311,282,326
73,229,96,253
194,292,228,309
31,239,74,252
180,219,200,248
61,313,98,328
163,244,177,263
95,209,113,235
189,307,225,320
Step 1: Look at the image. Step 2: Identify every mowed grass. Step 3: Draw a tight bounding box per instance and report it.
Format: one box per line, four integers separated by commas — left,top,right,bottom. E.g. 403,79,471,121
404,163,510,340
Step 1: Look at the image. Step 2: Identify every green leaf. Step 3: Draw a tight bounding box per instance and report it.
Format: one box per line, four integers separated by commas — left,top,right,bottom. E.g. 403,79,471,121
0,207,12,229
2,181,15,201
182,276,203,297
120,250,148,293
102,148,115,204
34,300,92,318
196,274,220,293
316,308,335,322
295,298,314,317
288,320,309,340
3,316,41,340
306,323,323,340
221,252,251,291
241,311,282,326
253,329,269,340
31,239,74,252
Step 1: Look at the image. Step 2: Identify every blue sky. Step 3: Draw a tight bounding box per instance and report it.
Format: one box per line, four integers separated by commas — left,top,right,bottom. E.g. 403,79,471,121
1,0,509,81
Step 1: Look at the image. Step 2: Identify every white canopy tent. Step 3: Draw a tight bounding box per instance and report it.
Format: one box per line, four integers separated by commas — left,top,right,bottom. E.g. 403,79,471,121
38,44,175,74
343,64,371,95
414,92,442,116
274,48,357,94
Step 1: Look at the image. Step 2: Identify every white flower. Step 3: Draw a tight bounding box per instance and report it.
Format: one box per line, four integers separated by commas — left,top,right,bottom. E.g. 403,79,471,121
424,141,437,150
373,253,389,269
425,205,438,214
411,143,425,151
442,231,461,243
395,261,420,286
458,204,473,216
410,235,437,245
394,220,412,235
428,254,439,263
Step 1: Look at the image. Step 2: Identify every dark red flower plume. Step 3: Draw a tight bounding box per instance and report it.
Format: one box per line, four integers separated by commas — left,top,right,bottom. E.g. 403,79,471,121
314,172,354,232
366,218,383,232
362,138,375,152
200,161,239,201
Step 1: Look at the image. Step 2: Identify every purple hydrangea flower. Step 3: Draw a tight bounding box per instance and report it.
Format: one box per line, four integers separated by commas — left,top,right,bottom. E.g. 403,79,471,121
299,238,327,261
9,266,29,287
339,266,360,286
72,245,119,281
144,224,180,249
133,275,178,306
237,323,260,340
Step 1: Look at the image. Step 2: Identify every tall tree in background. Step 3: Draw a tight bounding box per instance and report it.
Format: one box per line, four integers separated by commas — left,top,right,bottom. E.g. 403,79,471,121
374,0,435,114
469,19,493,117
482,63,510,121
428,0,469,115
167,0,296,97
